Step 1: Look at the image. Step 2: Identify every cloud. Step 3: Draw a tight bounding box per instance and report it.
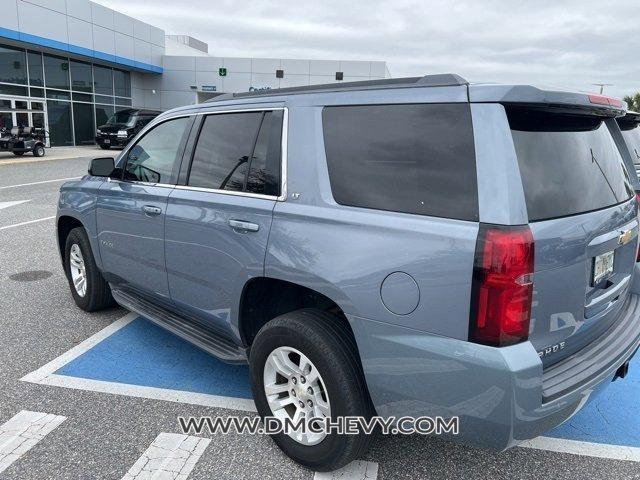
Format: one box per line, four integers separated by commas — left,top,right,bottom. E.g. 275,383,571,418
97,0,640,97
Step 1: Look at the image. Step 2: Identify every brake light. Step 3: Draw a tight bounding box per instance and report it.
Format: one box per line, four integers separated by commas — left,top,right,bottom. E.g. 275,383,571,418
588,94,623,108
470,225,535,346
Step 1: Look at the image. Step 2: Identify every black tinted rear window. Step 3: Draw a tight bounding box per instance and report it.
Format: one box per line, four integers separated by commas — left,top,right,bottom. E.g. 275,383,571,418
508,108,633,222
322,103,478,221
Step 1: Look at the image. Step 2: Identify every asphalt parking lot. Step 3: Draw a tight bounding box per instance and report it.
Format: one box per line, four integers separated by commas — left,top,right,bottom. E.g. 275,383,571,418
1,154,639,479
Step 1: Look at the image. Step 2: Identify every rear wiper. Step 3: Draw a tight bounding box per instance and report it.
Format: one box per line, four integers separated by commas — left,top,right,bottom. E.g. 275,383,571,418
590,147,619,201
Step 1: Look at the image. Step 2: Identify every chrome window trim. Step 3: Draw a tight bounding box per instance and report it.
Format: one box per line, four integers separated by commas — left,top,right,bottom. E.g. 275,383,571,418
106,178,175,189
118,107,288,202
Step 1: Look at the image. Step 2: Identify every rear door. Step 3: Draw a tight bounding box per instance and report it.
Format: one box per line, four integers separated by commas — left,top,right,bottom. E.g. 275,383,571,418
164,107,284,336
506,106,637,367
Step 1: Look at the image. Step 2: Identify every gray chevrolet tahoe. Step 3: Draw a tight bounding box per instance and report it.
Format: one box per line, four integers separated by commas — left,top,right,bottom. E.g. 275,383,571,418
57,74,640,471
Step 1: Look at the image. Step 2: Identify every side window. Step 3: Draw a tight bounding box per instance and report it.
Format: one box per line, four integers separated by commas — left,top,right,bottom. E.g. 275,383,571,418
123,116,191,184
188,110,282,196
322,104,478,221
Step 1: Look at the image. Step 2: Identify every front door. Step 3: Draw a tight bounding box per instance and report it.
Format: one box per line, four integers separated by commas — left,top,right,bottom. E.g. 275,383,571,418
96,115,194,299
165,108,285,336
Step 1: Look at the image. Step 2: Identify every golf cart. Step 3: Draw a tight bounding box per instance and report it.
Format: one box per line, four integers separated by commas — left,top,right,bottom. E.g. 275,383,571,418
0,125,47,157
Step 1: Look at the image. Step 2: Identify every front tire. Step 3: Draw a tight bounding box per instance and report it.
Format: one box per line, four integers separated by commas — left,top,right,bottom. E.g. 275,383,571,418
250,309,374,471
64,227,115,311
33,145,45,157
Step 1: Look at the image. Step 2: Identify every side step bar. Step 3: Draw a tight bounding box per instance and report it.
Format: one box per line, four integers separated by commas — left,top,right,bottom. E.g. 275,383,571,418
112,288,248,364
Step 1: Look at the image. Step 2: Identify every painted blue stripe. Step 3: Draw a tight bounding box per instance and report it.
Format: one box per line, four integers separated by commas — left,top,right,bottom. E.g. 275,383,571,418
0,26,162,74
55,317,252,399
0,27,20,41
547,354,640,448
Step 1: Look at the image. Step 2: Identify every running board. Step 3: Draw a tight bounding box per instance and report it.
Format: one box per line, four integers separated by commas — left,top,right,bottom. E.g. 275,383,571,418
111,288,248,364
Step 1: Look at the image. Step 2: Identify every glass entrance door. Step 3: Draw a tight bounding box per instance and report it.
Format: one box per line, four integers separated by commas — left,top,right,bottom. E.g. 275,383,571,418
0,97,50,147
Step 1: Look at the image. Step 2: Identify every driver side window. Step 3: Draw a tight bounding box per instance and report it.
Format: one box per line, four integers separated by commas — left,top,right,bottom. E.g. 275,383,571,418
123,116,191,184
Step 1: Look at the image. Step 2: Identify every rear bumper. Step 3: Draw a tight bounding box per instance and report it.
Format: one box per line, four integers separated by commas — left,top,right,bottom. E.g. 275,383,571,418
350,294,640,450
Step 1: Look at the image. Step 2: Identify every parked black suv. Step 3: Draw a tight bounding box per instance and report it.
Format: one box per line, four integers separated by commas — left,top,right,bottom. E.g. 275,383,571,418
95,108,161,149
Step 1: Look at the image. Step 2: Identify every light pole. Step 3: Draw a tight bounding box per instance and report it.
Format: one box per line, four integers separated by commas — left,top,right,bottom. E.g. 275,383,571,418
593,83,613,94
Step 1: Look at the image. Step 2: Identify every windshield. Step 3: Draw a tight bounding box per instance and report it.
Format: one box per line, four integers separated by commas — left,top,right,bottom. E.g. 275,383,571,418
107,111,137,127
621,125,640,166
508,108,633,222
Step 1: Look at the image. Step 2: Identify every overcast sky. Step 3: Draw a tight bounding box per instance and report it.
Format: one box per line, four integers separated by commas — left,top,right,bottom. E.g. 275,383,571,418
98,0,640,98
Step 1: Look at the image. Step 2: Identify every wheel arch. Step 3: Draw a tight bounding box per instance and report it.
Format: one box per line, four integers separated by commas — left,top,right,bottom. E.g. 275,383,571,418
238,277,358,350
57,215,84,266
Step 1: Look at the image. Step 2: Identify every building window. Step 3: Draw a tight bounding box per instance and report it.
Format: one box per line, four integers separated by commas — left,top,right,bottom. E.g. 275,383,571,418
0,45,27,85
335,72,344,81
27,51,43,86
94,66,113,96
276,69,284,79
70,60,93,92
73,102,95,145
95,104,115,129
47,100,73,146
113,70,131,97
44,54,70,90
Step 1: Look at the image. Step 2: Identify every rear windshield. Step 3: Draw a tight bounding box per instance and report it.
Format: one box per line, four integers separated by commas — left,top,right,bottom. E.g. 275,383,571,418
620,123,640,166
322,103,478,221
508,108,633,222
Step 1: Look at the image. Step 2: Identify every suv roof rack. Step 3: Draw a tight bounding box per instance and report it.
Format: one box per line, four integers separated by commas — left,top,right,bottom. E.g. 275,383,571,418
206,73,468,102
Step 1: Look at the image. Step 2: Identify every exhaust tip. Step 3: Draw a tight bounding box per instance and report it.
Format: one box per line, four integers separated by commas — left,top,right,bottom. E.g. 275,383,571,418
613,361,630,382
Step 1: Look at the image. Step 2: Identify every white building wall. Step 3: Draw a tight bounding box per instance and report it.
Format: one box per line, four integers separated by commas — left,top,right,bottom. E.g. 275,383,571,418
133,55,388,110
0,0,164,71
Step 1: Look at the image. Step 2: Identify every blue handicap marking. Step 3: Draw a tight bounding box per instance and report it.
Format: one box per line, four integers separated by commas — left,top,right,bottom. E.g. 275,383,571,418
52,314,639,449
548,354,640,447
55,316,253,399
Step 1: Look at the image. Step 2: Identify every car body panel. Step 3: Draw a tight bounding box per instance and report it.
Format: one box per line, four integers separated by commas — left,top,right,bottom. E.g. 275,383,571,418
57,177,103,268
165,188,276,341
96,180,173,299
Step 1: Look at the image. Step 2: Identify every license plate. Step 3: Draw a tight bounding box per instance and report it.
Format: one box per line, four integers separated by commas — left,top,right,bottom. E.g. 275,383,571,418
103,139,110,144
593,250,614,285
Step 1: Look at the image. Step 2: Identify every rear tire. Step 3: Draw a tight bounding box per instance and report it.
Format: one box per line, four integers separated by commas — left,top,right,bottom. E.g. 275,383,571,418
64,227,115,312
250,308,374,472
12,151,24,156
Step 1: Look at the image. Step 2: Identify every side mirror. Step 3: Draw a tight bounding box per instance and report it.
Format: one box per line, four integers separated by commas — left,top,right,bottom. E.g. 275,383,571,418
88,157,115,177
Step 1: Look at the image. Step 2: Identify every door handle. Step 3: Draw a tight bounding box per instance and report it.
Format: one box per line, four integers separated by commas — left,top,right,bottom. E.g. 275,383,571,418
142,205,162,216
228,219,259,232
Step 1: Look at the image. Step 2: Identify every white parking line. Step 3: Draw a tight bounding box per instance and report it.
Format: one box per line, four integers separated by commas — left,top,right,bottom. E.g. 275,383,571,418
0,177,81,190
0,216,55,231
121,432,210,480
520,436,640,463
0,410,67,474
0,200,30,210
314,460,379,480
21,312,257,413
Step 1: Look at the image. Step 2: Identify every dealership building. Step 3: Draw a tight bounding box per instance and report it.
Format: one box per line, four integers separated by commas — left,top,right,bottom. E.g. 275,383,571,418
0,0,389,146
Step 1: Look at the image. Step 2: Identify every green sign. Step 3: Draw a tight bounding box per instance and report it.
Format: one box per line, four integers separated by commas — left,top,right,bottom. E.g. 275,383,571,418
218,67,227,77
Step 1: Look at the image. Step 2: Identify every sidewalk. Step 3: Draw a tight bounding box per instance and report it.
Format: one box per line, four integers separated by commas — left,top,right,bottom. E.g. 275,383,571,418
0,146,116,166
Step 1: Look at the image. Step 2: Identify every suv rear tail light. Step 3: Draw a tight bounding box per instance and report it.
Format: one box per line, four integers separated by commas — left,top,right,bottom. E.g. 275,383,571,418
470,224,535,347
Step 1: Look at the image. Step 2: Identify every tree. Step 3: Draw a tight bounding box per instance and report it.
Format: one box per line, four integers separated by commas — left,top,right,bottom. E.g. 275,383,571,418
623,93,640,112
